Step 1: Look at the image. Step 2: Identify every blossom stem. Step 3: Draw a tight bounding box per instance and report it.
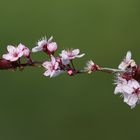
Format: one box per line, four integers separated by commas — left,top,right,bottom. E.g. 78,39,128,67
100,67,125,74
0,60,43,70
70,60,76,70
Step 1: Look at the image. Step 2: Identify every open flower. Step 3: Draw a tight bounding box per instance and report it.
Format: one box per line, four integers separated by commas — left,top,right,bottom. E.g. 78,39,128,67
84,60,99,73
60,49,85,65
32,36,57,55
123,80,140,108
2,44,30,62
115,77,140,108
114,51,140,108
42,56,63,78
118,51,137,70
2,44,24,62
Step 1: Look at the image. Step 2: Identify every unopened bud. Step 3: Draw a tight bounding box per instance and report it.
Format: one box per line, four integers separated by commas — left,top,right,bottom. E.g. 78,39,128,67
67,69,74,76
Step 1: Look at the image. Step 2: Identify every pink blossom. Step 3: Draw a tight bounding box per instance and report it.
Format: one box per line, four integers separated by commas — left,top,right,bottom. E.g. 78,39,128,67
84,60,99,73
114,76,140,109
114,77,128,94
60,49,85,65
67,69,74,76
32,36,57,55
42,56,63,78
118,51,136,70
3,44,24,62
122,79,140,108
2,44,30,62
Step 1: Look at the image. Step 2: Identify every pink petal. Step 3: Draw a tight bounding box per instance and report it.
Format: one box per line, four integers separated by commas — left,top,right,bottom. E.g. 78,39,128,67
38,40,47,47
72,49,80,55
54,62,59,70
122,85,134,94
126,51,131,61
127,94,138,107
2,54,13,60
114,85,122,94
42,61,51,69
48,36,53,43
128,80,140,89
18,43,25,51
47,42,57,52
18,52,24,58
7,45,15,53
10,56,19,62
23,48,30,57
61,59,70,65
32,46,43,52
50,70,63,78
44,70,51,77
51,56,56,65
76,53,85,58
60,50,68,59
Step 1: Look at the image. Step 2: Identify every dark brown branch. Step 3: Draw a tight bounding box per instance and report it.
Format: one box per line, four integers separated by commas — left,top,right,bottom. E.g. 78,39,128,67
0,59,43,70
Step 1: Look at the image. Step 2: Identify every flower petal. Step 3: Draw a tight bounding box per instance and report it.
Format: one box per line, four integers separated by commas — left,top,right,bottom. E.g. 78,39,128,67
50,70,63,78
72,49,80,55
10,56,19,62
114,85,123,94
18,43,25,51
48,36,53,43
124,93,138,107
38,40,47,47
51,56,56,65
47,42,57,52
2,54,13,60
7,45,15,53
122,85,134,94
61,58,70,65
76,53,85,58
32,46,43,52
44,70,51,77
126,51,131,61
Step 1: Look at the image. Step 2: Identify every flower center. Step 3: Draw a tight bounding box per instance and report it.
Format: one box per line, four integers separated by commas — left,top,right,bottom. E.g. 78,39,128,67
68,52,73,57
133,88,140,95
43,45,48,52
13,53,18,57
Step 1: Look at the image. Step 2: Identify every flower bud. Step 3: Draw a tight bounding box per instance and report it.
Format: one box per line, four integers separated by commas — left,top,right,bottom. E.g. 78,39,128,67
67,69,74,76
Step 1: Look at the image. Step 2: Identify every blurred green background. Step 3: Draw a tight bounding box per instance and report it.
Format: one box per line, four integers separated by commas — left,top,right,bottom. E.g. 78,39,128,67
0,0,140,140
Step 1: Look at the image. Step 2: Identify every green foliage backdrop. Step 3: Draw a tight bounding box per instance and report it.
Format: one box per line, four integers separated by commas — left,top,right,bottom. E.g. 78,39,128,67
0,0,140,140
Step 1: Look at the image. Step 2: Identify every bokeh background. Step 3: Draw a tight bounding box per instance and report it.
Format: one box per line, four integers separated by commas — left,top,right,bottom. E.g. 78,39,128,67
0,0,140,140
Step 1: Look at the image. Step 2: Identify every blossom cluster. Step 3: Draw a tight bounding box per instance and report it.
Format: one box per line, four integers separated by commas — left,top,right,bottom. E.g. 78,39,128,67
0,36,140,109
114,51,140,108
1,36,85,77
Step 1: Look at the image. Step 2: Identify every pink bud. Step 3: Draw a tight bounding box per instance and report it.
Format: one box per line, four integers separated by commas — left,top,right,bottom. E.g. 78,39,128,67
42,42,57,56
47,42,57,53
67,69,74,76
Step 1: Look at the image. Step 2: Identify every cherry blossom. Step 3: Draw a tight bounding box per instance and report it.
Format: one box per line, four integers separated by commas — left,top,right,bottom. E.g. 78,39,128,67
32,36,57,55
118,51,137,70
3,44,24,62
115,77,140,108
113,51,140,108
60,49,85,65
1,36,140,109
42,56,63,78
84,60,100,73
